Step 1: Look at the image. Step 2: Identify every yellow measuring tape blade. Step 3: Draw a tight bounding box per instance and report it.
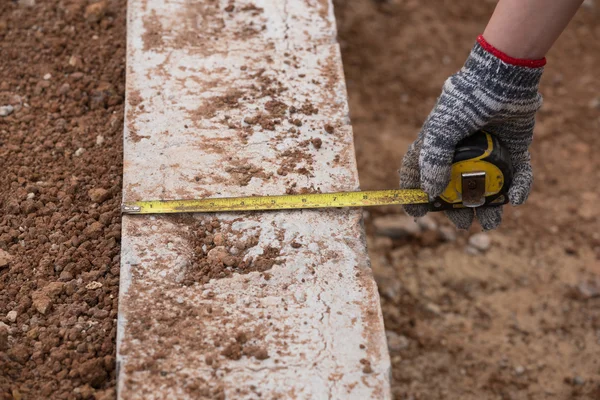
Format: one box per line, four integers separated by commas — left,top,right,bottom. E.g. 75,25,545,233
121,189,429,215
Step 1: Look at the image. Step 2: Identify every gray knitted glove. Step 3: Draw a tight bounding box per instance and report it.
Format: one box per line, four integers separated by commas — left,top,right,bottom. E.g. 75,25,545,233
400,36,544,230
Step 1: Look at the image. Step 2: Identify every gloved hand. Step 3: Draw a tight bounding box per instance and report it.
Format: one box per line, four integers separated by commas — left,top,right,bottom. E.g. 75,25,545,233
399,35,545,230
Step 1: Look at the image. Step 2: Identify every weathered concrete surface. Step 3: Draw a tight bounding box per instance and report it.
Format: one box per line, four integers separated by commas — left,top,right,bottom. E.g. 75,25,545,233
117,0,392,398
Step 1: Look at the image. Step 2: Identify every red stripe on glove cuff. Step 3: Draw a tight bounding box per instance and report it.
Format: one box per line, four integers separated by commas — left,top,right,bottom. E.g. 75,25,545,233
477,35,546,68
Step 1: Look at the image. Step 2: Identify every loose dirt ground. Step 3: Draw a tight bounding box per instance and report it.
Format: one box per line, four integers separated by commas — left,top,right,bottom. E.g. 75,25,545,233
0,0,598,399
0,0,125,399
335,1,600,399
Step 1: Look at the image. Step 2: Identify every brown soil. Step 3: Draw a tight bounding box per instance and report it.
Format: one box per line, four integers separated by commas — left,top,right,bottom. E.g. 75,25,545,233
334,1,600,399
182,216,283,284
118,259,269,400
0,0,125,398
1,0,598,399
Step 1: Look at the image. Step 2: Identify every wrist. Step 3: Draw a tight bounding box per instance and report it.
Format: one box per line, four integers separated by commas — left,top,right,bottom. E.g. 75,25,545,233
477,35,546,68
461,39,544,92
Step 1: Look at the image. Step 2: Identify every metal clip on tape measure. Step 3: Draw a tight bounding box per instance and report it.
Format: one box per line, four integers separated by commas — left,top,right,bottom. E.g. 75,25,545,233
430,130,513,211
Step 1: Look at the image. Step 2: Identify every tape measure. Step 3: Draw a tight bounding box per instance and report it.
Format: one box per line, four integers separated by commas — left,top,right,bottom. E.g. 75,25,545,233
121,130,513,215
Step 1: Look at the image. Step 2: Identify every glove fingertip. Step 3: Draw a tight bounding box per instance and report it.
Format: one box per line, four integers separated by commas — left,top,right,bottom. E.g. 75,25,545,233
445,209,474,230
508,186,529,205
403,204,429,218
476,206,503,231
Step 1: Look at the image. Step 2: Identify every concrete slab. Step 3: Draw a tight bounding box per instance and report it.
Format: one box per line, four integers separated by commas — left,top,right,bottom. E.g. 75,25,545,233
117,0,392,398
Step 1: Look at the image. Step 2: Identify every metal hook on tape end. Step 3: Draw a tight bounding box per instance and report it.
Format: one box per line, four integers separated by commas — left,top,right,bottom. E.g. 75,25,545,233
121,204,142,214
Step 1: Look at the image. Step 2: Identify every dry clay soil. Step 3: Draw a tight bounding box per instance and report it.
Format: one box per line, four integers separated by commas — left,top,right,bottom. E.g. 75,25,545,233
335,1,600,399
0,0,599,399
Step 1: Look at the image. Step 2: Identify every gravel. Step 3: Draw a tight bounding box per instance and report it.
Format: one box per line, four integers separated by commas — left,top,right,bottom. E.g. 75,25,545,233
416,215,438,231
88,188,111,203
514,365,525,376
439,226,457,242
6,311,18,323
468,232,491,252
0,105,14,117
0,249,13,268
385,330,409,352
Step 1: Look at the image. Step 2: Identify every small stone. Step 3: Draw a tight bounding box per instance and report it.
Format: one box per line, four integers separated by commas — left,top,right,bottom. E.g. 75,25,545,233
385,331,409,352
57,83,71,96
468,232,491,252
86,281,103,290
213,233,225,246
74,147,85,157
31,292,52,315
84,222,104,239
18,0,35,7
573,375,585,386
207,246,228,264
439,226,457,242
373,215,421,239
43,73,52,80
85,1,108,22
6,311,17,323
375,271,402,299
0,249,13,268
68,55,83,68
574,277,600,299
465,246,480,256
425,302,442,316
34,80,50,95
26,193,35,200
43,282,64,298
93,309,109,319
96,135,105,145
88,188,110,203
253,348,269,360
577,191,597,220
0,105,14,117
416,215,437,231
222,256,238,267
311,137,322,149
0,322,9,351
514,365,525,376
11,389,22,400
74,384,95,398
59,271,74,281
